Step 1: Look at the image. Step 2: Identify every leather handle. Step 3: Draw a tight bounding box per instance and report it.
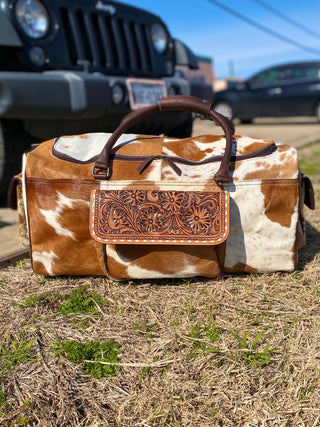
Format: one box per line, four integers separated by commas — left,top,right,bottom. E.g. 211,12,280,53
159,95,235,134
94,95,234,183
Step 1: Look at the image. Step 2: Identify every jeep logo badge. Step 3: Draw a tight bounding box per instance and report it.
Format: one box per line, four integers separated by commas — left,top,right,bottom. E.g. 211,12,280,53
95,1,116,14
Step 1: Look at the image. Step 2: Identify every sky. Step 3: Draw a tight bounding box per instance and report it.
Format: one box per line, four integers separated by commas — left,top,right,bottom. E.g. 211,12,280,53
122,0,320,80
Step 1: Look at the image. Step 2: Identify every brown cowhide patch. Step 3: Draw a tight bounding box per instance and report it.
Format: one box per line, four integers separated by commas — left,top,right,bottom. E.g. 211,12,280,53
260,180,298,228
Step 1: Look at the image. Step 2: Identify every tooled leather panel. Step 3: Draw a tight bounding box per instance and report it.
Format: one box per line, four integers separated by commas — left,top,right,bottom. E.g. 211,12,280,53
90,189,230,245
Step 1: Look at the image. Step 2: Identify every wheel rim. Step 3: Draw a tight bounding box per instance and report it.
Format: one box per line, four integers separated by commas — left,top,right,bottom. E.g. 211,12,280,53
214,102,233,120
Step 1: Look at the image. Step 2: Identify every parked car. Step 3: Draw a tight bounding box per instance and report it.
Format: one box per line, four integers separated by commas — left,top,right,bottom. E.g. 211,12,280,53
0,0,212,203
213,61,320,123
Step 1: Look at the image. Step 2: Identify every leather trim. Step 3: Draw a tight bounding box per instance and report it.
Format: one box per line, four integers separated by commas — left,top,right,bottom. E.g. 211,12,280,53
52,137,277,167
302,173,315,210
26,177,96,185
90,189,230,245
102,244,125,282
7,174,22,209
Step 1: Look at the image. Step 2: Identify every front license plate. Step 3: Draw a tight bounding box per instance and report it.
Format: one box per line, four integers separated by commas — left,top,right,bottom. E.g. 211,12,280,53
126,78,167,110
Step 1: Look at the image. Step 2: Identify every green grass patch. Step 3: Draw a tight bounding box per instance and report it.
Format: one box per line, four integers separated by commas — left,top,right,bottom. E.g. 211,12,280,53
16,285,107,316
204,321,224,342
15,260,26,269
52,339,120,378
187,322,223,358
17,292,62,308
0,336,37,374
229,326,273,368
57,285,107,315
299,159,320,176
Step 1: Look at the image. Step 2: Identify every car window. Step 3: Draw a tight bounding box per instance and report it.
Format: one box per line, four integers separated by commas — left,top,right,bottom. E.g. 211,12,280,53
303,66,320,79
283,66,320,80
280,66,320,80
252,67,297,85
249,64,320,87
278,68,295,80
250,69,280,85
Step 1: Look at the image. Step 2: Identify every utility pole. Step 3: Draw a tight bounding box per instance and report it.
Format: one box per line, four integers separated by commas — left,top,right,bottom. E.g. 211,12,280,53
228,59,235,78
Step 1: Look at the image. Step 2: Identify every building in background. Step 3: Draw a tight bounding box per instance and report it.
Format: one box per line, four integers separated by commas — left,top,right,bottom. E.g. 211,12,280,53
175,55,215,85
197,55,215,85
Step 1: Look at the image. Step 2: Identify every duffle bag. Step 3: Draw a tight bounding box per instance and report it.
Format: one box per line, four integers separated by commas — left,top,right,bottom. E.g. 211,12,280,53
11,95,315,279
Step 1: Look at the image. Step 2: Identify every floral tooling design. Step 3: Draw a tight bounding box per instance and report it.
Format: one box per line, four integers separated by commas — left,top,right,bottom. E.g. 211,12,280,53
91,189,229,245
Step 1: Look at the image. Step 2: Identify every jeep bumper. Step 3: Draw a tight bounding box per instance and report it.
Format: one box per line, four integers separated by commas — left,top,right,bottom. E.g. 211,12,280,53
0,71,212,120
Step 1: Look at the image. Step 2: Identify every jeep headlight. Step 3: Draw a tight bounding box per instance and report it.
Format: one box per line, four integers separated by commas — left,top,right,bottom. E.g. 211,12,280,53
15,0,49,39
151,23,168,54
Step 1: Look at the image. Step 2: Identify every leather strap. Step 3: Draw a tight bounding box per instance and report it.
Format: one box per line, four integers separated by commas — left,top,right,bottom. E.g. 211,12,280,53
94,95,234,183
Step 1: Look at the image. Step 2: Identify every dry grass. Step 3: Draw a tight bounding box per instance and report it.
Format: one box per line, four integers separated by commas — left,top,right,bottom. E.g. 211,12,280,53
0,144,319,426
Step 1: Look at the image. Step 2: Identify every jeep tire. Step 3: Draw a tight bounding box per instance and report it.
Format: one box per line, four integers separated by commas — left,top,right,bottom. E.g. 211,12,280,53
0,120,31,205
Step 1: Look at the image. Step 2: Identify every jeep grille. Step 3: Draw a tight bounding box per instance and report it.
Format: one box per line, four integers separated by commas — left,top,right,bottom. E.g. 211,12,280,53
60,7,157,75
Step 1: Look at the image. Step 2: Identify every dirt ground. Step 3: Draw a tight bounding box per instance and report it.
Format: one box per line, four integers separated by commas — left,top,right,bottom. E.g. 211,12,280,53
0,138,319,426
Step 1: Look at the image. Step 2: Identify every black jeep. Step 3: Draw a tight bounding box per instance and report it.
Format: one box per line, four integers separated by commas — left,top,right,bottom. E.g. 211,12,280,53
0,0,212,203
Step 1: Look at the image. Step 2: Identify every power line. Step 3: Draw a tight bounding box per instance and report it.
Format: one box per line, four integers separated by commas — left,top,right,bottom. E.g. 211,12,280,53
253,0,320,39
206,0,320,56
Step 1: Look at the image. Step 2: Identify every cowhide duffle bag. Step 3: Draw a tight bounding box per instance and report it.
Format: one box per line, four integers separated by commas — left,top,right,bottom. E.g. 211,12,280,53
11,95,315,280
